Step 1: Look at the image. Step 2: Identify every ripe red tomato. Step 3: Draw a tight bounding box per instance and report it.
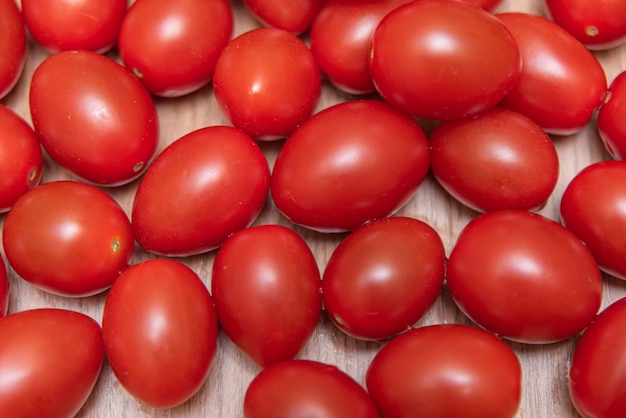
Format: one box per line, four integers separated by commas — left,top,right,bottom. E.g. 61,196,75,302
29,50,159,186
598,70,626,159
211,225,322,368
243,0,325,35
244,360,380,418
0,0,27,100
322,216,446,341
369,0,521,120
0,257,8,317
271,100,430,232
2,180,135,297
102,258,218,409
0,308,104,418
131,126,270,256
446,210,603,344
429,107,559,212
366,324,522,418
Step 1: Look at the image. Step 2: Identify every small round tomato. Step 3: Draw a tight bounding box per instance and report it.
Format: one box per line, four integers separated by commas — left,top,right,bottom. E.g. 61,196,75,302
0,257,8,317
243,0,325,35
2,180,135,297
0,0,27,100
366,324,522,418
598,70,626,159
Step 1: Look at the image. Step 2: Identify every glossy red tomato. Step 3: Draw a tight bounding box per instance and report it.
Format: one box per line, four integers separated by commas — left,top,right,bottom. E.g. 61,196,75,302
598,70,626,159
2,180,135,297
211,225,322,368
366,324,522,418
497,12,608,135
0,308,104,418
369,0,521,120
244,0,325,35
446,210,603,344
0,257,8,317
271,100,430,232
244,360,380,418
118,0,232,97
0,0,27,100
213,27,321,140
322,216,446,341
430,107,559,212
102,258,218,408
131,126,270,256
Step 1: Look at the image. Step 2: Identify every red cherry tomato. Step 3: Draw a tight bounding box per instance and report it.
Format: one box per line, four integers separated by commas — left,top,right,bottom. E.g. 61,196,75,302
366,324,522,418
2,180,135,297
211,225,322,368
243,0,325,35
322,216,446,341
0,0,27,100
271,100,430,232
0,308,104,418
598,70,626,159
0,257,8,317
102,258,218,408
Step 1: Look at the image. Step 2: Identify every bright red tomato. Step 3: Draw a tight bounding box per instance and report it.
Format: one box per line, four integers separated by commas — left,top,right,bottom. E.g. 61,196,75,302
0,257,8,317
0,308,104,418
131,126,270,256
429,107,559,212
447,210,603,344
211,225,322,368
0,0,27,100
369,0,521,120
271,100,430,232
366,324,522,418
243,0,325,35
322,216,445,341
102,258,218,409
2,180,135,297
598,70,626,159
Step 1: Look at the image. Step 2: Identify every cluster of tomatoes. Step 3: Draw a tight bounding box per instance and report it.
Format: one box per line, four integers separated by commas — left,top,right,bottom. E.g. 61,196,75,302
1,0,626,417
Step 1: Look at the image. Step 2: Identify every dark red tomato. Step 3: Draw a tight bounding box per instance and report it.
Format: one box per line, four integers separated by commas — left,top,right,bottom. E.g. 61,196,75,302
0,308,104,418
0,104,43,213
244,360,380,418
244,0,325,35
430,107,559,212
598,70,626,159
118,0,232,97
211,225,322,368
497,12,608,135
2,180,135,297
322,216,445,341
0,0,26,100
271,100,430,232
366,324,522,418
0,257,8,317
131,126,270,256
369,0,521,120
213,27,321,140
102,258,218,408
446,210,603,344
457,0,503,10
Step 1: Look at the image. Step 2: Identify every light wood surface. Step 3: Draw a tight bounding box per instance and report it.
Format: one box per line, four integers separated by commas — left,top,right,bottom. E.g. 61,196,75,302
2,0,626,417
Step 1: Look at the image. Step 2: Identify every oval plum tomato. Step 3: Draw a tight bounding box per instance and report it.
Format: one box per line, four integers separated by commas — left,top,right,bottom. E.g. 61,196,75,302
0,0,26,100
0,104,43,213
429,107,559,212
244,360,380,418
243,0,325,35
447,210,603,344
366,324,522,418
131,126,270,256
369,0,521,120
271,100,430,232
2,180,135,297
0,257,8,317
213,27,321,140
118,0,232,97
102,258,218,408
598,71,626,159
0,308,104,418
322,216,446,341
211,225,322,368
497,12,608,135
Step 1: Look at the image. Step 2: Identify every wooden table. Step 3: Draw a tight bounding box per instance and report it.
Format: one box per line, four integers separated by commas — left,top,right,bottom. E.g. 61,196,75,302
3,0,626,416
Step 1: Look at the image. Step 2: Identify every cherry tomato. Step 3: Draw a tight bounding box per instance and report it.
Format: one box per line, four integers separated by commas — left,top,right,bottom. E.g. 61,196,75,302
446,210,603,344
271,100,430,232
429,107,559,212
243,0,325,35
2,180,135,297
0,257,8,317
0,308,104,418
131,126,270,256
369,0,521,120
598,70,626,159
102,258,218,409
0,0,27,100
322,216,445,341
366,324,522,418
29,50,159,186
211,225,322,368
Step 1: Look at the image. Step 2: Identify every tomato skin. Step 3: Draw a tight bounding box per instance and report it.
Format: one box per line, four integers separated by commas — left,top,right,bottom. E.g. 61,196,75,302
211,225,322,368
0,0,27,100
2,180,135,297
322,216,445,341
0,308,104,418
0,257,8,317
598,71,626,159
366,324,522,418
244,0,325,35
